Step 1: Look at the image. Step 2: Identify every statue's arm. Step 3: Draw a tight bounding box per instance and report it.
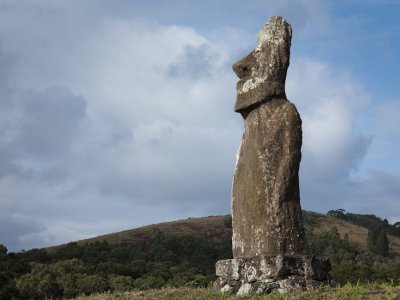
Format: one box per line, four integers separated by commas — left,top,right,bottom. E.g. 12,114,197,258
272,102,302,204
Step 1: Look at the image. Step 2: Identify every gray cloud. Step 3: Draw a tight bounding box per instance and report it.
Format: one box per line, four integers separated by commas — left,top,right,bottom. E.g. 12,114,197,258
0,86,88,180
16,87,87,158
0,84,89,250
0,5,242,250
168,44,217,79
340,170,400,223
0,212,44,251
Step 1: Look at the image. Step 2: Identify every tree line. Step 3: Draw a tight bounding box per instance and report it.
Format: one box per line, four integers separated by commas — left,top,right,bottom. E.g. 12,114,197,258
0,233,231,299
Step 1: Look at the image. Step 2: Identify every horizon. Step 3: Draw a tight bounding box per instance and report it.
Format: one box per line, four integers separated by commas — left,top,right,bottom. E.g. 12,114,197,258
1,0,399,252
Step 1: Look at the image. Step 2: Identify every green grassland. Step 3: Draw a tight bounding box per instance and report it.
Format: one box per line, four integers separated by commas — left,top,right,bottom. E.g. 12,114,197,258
77,284,400,300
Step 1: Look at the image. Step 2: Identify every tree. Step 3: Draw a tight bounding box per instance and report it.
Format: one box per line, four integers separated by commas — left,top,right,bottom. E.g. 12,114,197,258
367,227,389,257
327,209,346,218
368,227,379,254
77,275,109,295
108,275,135,291
376,230,389,257
0,244,7,256
16,273,41,299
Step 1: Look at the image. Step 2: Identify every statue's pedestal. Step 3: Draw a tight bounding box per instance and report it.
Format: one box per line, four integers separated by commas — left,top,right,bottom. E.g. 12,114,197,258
213,255,330,296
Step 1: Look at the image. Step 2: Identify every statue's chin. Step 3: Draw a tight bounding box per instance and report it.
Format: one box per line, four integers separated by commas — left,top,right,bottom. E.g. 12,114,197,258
234,79,286,113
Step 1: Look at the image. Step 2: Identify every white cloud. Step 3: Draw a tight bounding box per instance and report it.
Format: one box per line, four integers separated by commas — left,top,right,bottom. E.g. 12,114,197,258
285,58,374,215
287,58,372,182
0,6,244,250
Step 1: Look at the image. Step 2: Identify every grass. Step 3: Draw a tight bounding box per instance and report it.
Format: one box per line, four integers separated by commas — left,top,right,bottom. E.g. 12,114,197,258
76,283,400,300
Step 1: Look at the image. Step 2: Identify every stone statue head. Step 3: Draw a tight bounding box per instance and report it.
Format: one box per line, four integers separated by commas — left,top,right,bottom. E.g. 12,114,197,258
232,16,292,115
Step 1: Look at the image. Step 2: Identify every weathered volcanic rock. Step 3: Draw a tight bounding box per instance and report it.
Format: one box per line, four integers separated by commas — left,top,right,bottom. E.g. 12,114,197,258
231,16,305,258
213,255,331,295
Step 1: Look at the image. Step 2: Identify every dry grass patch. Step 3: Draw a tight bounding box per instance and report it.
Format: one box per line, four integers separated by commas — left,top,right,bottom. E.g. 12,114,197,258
77,284,400,300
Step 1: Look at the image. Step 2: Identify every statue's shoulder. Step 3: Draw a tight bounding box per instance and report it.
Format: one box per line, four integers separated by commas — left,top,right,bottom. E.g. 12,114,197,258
279,99,302,125
281,99,300,115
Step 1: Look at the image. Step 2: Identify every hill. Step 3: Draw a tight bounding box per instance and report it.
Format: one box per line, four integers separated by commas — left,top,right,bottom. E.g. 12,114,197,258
47,215,232,253
312,214,400,257
1,210,400,299
303,211,400,257
48,211,400,257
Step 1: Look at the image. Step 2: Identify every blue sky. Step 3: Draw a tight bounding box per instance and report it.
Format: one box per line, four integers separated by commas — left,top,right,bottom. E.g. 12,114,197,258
0,0,399,251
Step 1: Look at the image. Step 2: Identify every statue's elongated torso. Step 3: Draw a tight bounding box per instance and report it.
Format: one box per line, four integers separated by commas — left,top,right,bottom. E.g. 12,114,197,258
232,98,305,258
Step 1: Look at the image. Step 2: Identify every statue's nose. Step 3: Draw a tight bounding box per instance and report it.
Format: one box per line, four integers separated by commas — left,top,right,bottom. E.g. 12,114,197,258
232,51,256,79
232,62,250,79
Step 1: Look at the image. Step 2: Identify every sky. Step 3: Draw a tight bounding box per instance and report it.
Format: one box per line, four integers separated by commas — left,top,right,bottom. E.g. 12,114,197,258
0,0,399,252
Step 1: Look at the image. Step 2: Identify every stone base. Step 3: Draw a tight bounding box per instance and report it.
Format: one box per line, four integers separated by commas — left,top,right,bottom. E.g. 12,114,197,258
213,255,330,296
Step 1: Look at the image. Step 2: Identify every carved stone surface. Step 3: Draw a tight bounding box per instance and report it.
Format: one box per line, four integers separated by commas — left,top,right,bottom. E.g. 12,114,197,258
213,255,331,295
232,16,305,258
232,98,305,258
214,16,330,295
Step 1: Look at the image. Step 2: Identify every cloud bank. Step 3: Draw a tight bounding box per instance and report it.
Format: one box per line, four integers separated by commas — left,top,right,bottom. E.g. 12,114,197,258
0,1,399,251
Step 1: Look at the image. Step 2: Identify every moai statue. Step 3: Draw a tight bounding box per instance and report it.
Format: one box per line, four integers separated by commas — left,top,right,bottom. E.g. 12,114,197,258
214,16,330,295
231,15,304,259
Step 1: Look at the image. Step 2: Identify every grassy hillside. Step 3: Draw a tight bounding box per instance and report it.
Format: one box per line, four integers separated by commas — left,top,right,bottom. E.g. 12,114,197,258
48,211,400,257
303,211,400,257
47,215,232,252
314,215,400,257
